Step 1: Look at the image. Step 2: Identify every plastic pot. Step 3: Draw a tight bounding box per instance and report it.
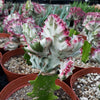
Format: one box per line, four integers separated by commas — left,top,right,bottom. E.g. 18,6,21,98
0,33,10,54
70,67,100,100
0,52,2,64
64,66,83,86
0,52,9,92
0,74,77,100
1,48,37,82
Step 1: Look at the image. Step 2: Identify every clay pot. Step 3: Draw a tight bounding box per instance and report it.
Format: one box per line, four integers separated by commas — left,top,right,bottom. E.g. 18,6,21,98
0,33,10,54
70,67,100,100
0,74,77,100
1,48,37,82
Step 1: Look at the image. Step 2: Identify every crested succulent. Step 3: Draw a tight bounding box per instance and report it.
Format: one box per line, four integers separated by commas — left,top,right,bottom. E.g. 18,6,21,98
3,12,21,31
22,22,41,43
22,0,45,18
22,13,84,100
41,14,84,58
92,49,100,64
82,13,100,48
3,12,36,51
83,12,100,27
24,14,84,77
23,14,84,100
59,59,74,79
66,7,86,31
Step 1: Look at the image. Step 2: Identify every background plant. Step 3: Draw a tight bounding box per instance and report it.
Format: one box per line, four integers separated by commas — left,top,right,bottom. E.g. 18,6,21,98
71,1,100,13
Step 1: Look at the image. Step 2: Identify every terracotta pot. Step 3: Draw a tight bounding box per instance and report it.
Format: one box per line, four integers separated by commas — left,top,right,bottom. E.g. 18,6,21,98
0,74,77,100
0,33,10,54
70,67,100,100
64,66,83,86
1,48,37,82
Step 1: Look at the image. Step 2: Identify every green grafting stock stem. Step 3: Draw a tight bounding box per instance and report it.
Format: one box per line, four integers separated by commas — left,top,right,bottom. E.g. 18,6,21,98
27,74,60,100
82,41,92,63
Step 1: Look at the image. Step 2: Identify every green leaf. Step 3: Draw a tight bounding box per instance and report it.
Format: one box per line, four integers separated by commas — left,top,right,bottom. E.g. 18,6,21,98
30,42,43,52
69,28,79,37
27,74,60,100
82,41,92,63
24,52,32,65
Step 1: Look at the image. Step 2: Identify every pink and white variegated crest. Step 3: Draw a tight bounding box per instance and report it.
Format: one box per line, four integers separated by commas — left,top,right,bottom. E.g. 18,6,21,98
92,49,100,64
59,59,74,79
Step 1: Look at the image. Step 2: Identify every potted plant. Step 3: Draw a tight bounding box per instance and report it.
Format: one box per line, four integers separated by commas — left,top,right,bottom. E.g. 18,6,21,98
0,74,77,100
0,33,10,54
72,12,100,68
1,12,84,99
70,67,100,100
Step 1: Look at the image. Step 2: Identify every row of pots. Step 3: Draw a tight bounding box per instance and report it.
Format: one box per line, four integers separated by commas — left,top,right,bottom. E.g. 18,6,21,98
0,47,100,100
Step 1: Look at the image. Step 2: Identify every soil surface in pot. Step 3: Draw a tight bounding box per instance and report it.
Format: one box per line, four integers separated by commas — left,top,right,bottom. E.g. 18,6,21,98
0,38,9,48
73,73,100,100
73,55,100,68
4,55,39,74
7,85,72,100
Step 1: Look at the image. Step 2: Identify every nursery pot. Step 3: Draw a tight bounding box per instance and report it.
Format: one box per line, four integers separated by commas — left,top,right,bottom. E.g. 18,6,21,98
0,52,9,92
64,66,83,86
1,48,37,82
0,52,2,64
0,33,10,54
0,74,77,100
70,67,100,100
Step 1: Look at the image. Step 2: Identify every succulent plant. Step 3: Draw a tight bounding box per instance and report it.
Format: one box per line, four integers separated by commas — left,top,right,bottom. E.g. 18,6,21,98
92,49,100,64
41,14,84,58
3,12,37,50
66,7,86,31
82,13,100,48
23,14,84,100
22,22,41,43
22,0,45,18
24,14,84,76
83,12,100,27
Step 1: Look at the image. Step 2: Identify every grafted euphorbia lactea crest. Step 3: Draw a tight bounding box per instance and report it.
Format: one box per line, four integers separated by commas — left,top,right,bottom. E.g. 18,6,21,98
22,0,45,17
85,21,100,44
82,12,100,48
66,7,85,31
3,12,37,51
24,14,83,79
83,12,100,27
24,14,84,100
42,14,84,58
4,35,20,51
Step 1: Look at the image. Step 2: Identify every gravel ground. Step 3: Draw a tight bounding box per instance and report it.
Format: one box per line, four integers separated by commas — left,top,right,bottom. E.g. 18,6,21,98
4,55,39,74
0,38,9,48
73,55,100,68
4,54,100,74
73,73,100,100
7,85,72,100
